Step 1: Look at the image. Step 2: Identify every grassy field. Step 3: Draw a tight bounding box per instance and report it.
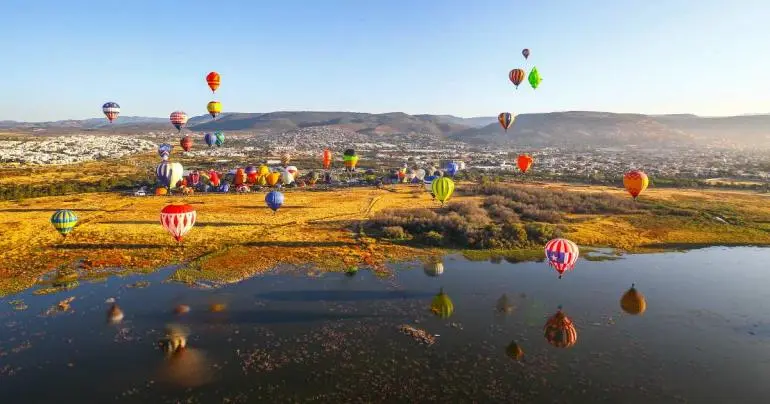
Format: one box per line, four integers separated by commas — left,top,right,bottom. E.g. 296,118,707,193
3,179,770,297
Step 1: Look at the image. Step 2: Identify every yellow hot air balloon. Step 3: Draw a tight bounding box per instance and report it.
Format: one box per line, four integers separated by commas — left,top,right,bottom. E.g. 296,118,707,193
431,177,455,205
620,283,647,315
206,101,222,118
258,165,270,176
266,172,281,186
623,170,649,200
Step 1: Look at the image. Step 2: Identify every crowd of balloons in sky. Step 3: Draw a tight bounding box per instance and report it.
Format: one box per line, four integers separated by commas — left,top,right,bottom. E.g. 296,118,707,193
50,53,652,354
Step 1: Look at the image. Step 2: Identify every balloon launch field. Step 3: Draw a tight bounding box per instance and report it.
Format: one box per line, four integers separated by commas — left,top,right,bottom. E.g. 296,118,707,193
4,183,770,297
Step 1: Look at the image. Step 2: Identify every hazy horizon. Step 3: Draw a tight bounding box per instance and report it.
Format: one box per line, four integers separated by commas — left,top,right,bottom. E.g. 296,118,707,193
2,0,769,121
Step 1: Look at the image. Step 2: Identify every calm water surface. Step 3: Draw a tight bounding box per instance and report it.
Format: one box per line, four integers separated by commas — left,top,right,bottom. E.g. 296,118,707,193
2,247,770,403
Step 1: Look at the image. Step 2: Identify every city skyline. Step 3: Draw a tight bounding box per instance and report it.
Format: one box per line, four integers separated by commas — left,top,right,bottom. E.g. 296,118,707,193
2,0,769,121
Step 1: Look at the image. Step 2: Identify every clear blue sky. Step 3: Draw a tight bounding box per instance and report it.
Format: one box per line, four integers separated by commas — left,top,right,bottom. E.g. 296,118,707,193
2,0,769,121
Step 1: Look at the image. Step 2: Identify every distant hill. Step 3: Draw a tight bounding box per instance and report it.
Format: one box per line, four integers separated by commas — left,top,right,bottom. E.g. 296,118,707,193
3,110,769,148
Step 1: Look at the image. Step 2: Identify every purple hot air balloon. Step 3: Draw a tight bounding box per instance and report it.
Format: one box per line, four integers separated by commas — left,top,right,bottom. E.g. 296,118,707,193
204,133,215,147
219,182,230,193
156,161,172,187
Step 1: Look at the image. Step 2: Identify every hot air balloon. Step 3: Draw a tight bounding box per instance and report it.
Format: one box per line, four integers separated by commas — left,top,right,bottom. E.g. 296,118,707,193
528,67,542,89
245,166,257,183
623,170,649,200
522,48,530,60
234,168,246,186
160,204,196,243
286,165,299,176
265,191,284,213
168,163,184,189
445,162,459,177
219,183,230,193
266,172,281,187
208,170,220,187
170,111,188,132
51,209,78,238
423,259,444,277
430,288,454,319
506,341,524,361
281,170,294,185
158,144,173,161
431,177,455,205
187,171,200,186
517,154,533,173
280,153,291,167
102,102,120,123
156,161,173,187
206,71,220,93
214,131,224,147
206,101,222,118
343,149,359,171
322,149,332,169
544,306,578,348
544,238,579,279
258,165,270,177
415,169,426,181
204,133,215,147
498,112,514,132
509,68,526,89
180,135,192,152
620,284,647,315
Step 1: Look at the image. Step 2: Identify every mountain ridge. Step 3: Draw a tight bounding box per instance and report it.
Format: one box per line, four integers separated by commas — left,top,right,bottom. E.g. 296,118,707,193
2,110,769,148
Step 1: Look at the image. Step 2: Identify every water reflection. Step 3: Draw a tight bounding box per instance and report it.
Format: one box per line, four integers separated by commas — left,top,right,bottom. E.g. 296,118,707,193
496,293,515,314
620,283,647,315
430,287,454,318
423,258,444,277
505,340,524,361
544,306,578,348
106,303,124,324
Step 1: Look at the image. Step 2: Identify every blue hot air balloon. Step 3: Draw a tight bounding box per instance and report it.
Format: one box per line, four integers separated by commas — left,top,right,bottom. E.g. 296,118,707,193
219,182,230,193
158,143,173,161
446,162,459,177
204,133,215,147
265,191,284,213
51,209,78,238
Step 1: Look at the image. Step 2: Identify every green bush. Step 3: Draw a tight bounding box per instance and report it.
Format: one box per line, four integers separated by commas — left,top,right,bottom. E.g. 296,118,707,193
382,226,406,239
420,231,444,246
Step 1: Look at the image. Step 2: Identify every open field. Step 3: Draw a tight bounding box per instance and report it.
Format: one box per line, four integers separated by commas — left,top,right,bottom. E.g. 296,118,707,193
3,181,770,296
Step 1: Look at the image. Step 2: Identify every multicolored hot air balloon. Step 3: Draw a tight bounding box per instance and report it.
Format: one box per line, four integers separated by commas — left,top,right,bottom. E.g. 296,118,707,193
544,238,579,279
158,144,173,160
343,149,359,171
286,165,298,176
544,307,578,348
498,112,514,131
623,170,649,200
214,131,224,147
170,111,188,132
204,133,215,147
528,67,542,89
206,101,222,118
206,71,221,93
160,204,196,243
180,135,192,152
156,161,172,187
102,102,120,123
51,209,78,238
280,153,291,167
265,191,284,213
509,68,525,89
517,154,533,173
522,48,530,60
187,171,200,186
322,149,332,170
431,177,455,205
208,170,220,187
245,165,257,183
446,162,459,177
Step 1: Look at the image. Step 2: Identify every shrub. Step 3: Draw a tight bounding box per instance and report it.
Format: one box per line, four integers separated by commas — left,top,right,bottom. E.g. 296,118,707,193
420,231,444,246
382,226,406,239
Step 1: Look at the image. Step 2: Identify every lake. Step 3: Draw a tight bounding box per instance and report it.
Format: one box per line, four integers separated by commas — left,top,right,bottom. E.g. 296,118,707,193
2,246,770,403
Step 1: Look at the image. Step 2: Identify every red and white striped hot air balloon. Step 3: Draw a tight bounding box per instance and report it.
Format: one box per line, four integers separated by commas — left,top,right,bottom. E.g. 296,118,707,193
160,204,196,242
544,238,579,279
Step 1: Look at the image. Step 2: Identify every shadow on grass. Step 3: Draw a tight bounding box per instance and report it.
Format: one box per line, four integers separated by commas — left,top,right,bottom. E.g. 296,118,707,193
53,243,165,250
242,241,354,248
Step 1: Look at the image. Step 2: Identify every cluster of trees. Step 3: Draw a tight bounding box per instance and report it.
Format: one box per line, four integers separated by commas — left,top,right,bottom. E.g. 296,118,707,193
367,183,635,249
0,174,151,201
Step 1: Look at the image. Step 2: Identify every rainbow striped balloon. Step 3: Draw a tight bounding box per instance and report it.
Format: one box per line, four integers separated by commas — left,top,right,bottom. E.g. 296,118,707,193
51,209,78,238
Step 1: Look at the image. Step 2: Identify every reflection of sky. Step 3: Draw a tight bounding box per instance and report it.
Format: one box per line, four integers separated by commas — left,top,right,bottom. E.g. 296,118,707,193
2,247,770,401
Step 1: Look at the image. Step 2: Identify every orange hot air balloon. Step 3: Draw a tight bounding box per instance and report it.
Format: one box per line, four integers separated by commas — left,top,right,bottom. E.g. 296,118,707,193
517,154,533,173
265,172,281,186
623,170,649,200
509,68,526,89
322,149,332,170
234,168,246,186
206,72,221,93
544,306,578,348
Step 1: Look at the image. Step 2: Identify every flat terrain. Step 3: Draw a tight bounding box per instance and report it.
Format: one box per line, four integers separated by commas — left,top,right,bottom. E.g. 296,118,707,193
3,181,770,296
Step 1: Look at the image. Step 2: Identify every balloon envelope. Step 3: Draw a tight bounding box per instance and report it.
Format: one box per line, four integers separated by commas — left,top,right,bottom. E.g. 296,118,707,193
102,102,120,122
51,209,78,237
265,191,285,212
160,204,196,242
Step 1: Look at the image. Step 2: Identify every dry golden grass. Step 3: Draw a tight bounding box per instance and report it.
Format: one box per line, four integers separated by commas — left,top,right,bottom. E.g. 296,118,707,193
3,178,770,296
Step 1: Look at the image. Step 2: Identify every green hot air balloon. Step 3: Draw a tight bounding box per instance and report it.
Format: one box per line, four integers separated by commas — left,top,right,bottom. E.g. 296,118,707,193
431,177,455,205
528,66,542,89
343,149,359,172
51,209,78,238
214,130,225,147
